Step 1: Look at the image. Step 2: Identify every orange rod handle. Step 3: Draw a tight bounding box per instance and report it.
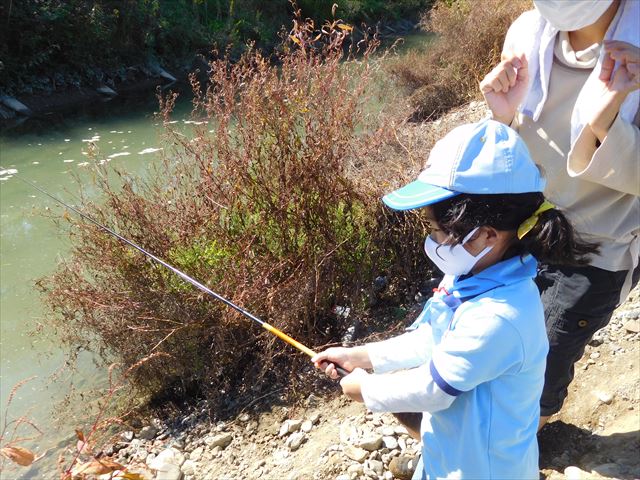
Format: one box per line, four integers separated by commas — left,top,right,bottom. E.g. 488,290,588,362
262,322,317,358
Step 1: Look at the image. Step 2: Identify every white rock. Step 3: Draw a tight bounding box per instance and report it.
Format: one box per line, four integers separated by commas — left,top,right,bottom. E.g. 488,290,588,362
564,466,591,480
336,475,350,480
286,432,305,451
357,435,383,451
380,426,395,437
340,424,358,443
383,472,393,480
204,433,233,448
181,460,196,476
368,459,384,475
399,437,408,451
595,391,614,404
382,436,398,450
301,420,313,433
344,445,368,463
189,446,204,462
155,463,183,480
589,351,601,359
363,466,376,477
347,463,364,475
246,421,258,433
239,413,250,422
308,412,321,425
623,319,640,333
148,448,186,469
279,419,302,437
394,425,409,436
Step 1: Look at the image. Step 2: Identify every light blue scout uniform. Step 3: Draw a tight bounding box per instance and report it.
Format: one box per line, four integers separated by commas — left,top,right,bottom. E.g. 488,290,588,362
360,120,550,479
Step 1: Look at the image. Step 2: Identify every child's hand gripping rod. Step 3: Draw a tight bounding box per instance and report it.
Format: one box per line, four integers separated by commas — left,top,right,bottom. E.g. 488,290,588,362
262,325,349,376
18,176,350,376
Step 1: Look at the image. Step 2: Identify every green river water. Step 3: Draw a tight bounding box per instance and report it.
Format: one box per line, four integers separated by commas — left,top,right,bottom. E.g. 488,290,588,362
0,93,194,478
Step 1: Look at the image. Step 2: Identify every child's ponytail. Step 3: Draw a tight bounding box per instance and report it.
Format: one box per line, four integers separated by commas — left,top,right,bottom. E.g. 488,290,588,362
519,207,600,266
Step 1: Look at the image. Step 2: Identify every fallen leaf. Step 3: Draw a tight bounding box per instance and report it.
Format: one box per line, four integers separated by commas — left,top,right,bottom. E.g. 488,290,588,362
337,24,353,31
290,35,301,46
117,472,145,480
1,446,35,466
71,458,123,476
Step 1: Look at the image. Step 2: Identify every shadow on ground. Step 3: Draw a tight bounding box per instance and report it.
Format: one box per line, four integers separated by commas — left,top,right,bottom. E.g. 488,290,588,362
539,420,640,479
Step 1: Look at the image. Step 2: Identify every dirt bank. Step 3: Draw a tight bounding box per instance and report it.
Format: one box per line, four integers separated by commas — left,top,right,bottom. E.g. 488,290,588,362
88,282,638,480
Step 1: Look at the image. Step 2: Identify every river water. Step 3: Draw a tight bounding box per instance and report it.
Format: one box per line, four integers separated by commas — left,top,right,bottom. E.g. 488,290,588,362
0,33,430,478
0,93,194,478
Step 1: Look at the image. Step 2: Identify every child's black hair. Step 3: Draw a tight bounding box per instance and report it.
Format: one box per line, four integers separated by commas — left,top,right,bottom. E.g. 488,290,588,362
431,192,600,266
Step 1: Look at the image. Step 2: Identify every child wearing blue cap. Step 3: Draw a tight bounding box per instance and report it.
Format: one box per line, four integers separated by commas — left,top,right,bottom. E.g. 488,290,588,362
313,119,599,479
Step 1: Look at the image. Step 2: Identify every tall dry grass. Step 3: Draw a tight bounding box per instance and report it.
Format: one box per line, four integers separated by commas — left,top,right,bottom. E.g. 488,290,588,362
389,0,529,120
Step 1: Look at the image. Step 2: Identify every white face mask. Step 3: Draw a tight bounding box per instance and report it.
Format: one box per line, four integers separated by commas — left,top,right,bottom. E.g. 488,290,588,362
533,0,614,31
424,227,493,276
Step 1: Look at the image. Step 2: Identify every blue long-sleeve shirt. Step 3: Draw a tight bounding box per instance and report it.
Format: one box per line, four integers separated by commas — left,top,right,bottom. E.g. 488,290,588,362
361,255,548,479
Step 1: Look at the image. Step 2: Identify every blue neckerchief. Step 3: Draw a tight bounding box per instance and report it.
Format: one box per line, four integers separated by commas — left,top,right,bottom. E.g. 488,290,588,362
408,255,538,343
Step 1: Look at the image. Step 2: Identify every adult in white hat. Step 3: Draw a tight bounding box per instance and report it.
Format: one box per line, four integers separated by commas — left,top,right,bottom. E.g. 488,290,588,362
480,0,639,429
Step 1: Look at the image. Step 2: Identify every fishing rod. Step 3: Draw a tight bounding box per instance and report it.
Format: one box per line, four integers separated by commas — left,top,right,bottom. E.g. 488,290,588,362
16,175,347,376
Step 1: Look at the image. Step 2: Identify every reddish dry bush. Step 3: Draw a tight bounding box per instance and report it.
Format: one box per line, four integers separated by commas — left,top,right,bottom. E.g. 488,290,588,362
389,0,529,120
39,15,429,413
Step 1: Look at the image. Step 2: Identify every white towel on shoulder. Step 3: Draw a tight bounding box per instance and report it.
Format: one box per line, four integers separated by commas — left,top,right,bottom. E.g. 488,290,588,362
503,0,640,143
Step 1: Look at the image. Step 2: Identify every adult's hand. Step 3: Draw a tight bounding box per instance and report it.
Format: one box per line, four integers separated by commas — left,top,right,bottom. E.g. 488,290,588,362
600,41,640,94
479,53,529,125
589,41,639,141
311,346,372,380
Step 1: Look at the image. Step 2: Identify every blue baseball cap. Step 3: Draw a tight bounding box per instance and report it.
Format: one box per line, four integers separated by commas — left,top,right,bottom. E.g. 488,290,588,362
382,120,546,210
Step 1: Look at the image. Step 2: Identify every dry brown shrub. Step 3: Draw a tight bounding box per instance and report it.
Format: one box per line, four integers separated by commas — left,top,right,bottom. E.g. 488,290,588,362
38,13,430,414
388,0,529,121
